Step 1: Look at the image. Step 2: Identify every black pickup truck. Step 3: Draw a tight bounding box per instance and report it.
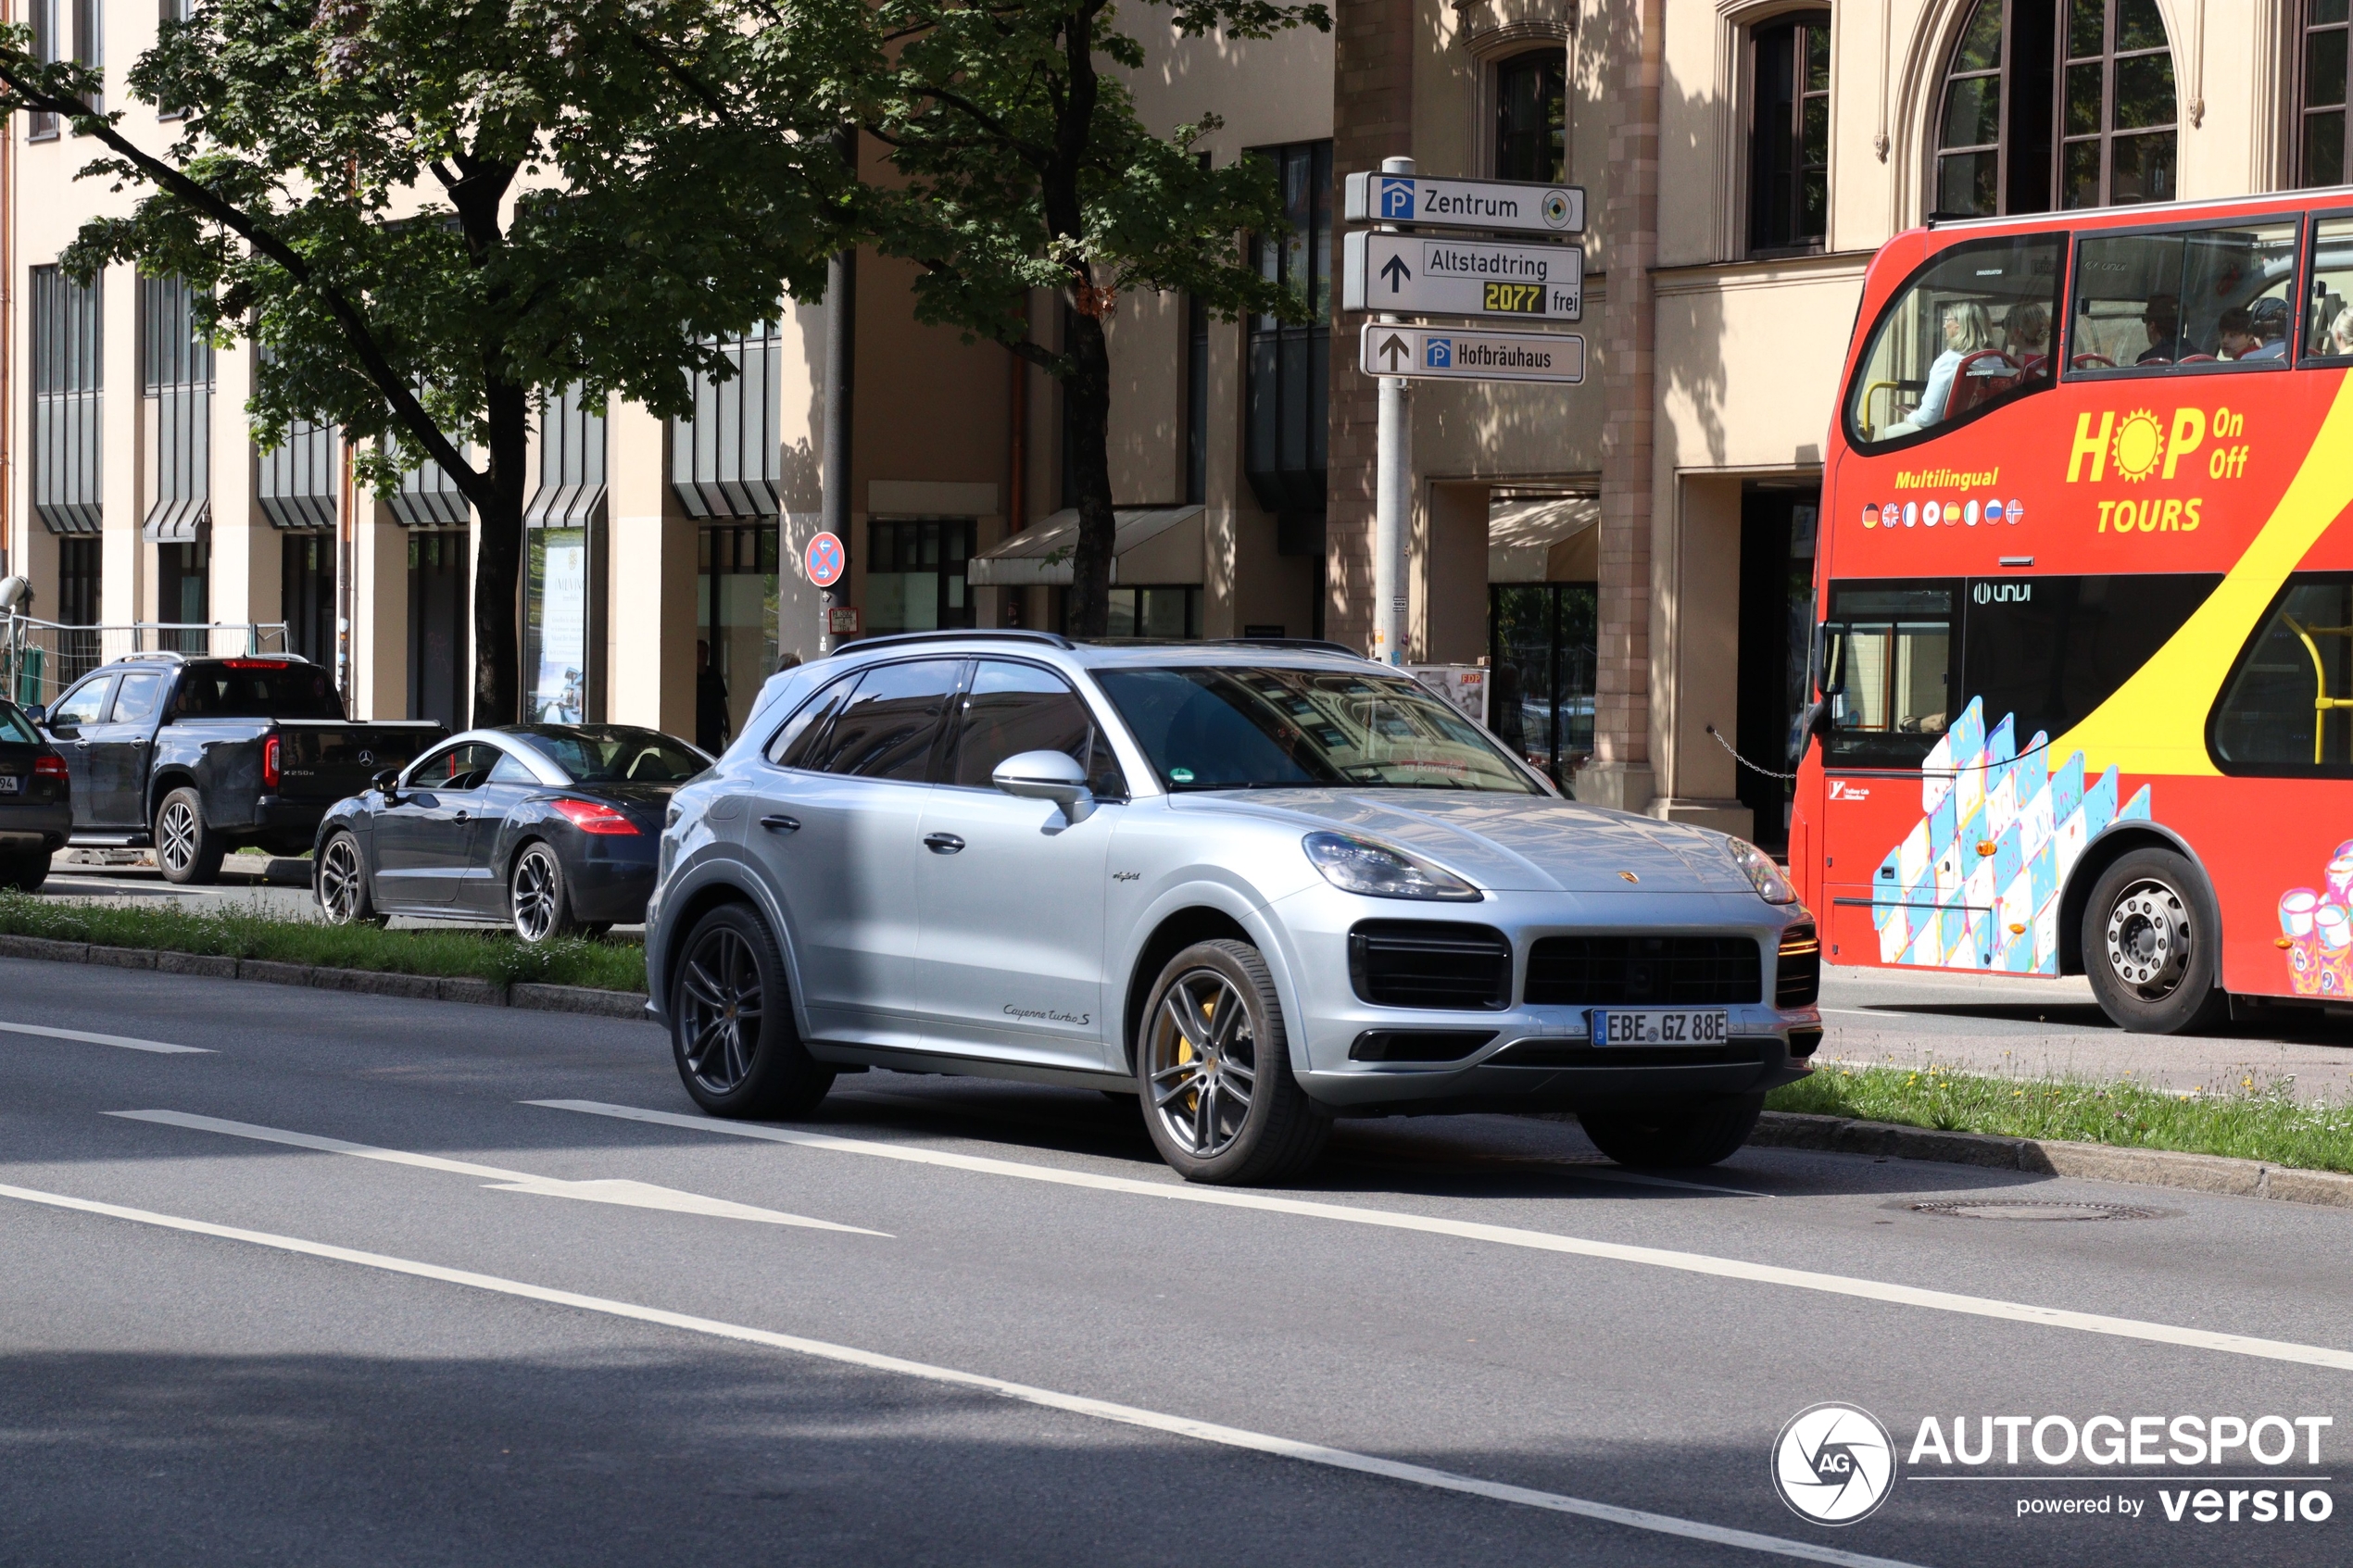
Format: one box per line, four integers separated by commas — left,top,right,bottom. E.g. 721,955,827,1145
31,653,445,884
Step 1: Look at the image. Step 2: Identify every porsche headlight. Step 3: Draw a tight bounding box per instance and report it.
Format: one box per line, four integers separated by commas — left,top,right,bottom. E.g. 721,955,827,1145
1726,837,1799,905
1303,832,1481,901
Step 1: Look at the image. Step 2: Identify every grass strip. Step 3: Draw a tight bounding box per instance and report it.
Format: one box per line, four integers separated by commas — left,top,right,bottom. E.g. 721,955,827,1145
0,893,647,994
1768,1060,2353,1175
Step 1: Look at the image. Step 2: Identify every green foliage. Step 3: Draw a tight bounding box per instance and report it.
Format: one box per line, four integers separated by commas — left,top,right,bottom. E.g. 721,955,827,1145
0,892,647,992
1769,1060,2353,1174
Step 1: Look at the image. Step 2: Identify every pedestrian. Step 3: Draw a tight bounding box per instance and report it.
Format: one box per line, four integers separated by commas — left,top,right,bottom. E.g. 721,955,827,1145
695,640,731,754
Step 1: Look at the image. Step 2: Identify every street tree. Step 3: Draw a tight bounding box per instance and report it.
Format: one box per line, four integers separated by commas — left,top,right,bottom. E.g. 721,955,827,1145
0,0,847,722
804,0,1330,635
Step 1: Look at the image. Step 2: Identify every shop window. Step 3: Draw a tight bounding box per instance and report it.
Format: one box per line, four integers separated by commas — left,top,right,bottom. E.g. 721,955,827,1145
157,540,209,652
1488,583,1596,791
1933,0,2174,219
2212,575,2353,773
407,532,469,730
1494,50,1566,183
698,522,778,752
2301,1,2351,188
1749,12,1831,254
1245,141,1330,523
2068,220,2298,372
31,265,102,536
866,518,975,636
523,384,608,723
1099,585,1202,640
1843,233,2062,448
282,533,336,671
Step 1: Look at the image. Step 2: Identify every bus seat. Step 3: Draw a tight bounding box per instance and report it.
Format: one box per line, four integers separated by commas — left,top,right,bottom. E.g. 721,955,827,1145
1944,350,2021,416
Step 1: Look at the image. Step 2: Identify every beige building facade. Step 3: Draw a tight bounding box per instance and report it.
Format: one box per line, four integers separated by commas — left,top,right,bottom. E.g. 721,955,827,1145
0,2,2342,841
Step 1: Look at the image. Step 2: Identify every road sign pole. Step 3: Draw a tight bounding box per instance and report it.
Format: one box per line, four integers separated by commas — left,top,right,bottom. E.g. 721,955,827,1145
1374,156,1412,668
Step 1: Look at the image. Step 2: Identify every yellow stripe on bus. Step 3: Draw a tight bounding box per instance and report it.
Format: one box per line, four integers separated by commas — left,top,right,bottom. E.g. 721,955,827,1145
2050,372,2353,778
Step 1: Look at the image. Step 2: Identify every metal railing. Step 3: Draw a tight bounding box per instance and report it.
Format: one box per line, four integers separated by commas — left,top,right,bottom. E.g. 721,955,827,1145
3,615,290,707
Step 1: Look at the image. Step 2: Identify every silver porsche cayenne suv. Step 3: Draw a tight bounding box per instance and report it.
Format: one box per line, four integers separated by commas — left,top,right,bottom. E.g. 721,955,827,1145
644,631,1821,1185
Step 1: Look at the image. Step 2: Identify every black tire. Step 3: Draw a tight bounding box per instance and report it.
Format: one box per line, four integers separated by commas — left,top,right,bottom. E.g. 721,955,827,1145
1136,939,1329,1185
2082,847,2228,1034
314,831,384,926
0,850,47,893
509,842,580,945
670,902,835,1118
1579,1092,1767,1168
154,786,224,885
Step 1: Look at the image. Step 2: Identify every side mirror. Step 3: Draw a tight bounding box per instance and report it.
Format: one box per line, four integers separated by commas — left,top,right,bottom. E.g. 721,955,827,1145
24,704,44,725
371,768,402,801
992,749,1094,823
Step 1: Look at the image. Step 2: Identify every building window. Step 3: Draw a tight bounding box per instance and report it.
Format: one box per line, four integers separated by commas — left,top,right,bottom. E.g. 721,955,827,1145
1750,12,1831,253
57,536,101,627
1184,293,1208,507
698,522,778,751
30,266,102,536
671,320,782,519
141,272,213,547
157,540,208,649
1489,583,1596,791
157,0,192,119
1494,50,1567,182
866,518,975,636
408,532,468,730
1933,0,2175,218
523,383,608,723
2301,1,2351,188
1245,140,1330,530
282,533,335,671
29,1,59,139
1094,585,1202,640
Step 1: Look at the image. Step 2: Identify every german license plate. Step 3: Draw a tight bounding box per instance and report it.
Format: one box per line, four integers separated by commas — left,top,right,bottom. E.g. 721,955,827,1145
1589,1008,1730,1047
0,775,19,794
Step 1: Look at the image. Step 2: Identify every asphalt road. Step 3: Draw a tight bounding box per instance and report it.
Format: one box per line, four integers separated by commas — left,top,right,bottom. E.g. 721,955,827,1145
3,954,2350,1567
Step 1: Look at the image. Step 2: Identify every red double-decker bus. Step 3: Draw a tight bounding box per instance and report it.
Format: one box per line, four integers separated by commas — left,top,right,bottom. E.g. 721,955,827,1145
1793,187,2353,1033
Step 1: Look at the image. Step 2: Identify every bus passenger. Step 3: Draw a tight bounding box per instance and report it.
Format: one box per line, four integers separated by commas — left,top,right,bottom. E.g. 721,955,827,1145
1882,301,1993,435
2218,306,2259,359
2004,302,2051,369
2333,306,2353,357
2137,294,2181,363
2245,296,2292,360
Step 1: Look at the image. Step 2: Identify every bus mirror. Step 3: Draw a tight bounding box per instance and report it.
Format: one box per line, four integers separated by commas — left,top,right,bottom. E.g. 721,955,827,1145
1795,699,1830,746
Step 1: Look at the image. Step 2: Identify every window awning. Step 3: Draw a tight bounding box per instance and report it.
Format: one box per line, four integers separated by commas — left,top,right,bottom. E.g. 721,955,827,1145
524,483,609,530
966,506,1205,587
1488,496,1597,583
143,497,211,544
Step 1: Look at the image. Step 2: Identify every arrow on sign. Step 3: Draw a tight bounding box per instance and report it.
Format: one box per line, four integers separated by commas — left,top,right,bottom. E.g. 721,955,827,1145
1378,254,1411,292
1377,332,1413,370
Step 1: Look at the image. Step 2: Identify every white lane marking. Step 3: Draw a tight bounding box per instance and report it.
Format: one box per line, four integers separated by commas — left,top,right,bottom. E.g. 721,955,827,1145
0,1180,1926,1568
533,1100,2353,1374
0,1020,209,1055
107,1110,887,1236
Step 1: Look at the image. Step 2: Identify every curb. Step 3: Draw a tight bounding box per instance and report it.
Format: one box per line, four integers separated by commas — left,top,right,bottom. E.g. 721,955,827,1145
1752,1110,2353,1210
0,935,650,1021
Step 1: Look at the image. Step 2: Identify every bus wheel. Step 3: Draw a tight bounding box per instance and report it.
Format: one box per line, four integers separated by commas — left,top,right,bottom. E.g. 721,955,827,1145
2082,848,2227,1035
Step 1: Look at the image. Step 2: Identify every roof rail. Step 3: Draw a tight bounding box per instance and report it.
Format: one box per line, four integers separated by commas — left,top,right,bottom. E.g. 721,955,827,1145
827,629,1079,657
1209,637,1368,659
113,651,192,664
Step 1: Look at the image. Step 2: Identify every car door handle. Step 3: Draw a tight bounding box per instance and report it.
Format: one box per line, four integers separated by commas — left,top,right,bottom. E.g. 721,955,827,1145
453,810,469,822
924,832,966,854
760,814,800,834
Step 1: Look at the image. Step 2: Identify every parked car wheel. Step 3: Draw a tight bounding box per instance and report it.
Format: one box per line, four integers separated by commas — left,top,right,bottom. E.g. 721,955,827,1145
670,902,834,1118
1579,1091,1767,1168
509,842,581,944
0,849,48,893
314,832,384,926
1136,939,1329,1185
154,786,224,885
2082,847,2228,1034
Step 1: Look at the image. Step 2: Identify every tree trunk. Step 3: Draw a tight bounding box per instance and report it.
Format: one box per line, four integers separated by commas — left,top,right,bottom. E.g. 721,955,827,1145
471,377,530,726
1061,310,1117,637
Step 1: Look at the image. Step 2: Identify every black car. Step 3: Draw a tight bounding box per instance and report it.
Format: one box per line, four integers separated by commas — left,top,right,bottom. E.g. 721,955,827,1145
314,724,711,941
0,698,71,892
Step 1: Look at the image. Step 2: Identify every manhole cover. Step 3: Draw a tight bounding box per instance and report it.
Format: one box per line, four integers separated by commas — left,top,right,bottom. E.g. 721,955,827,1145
1907,1199,2168,1223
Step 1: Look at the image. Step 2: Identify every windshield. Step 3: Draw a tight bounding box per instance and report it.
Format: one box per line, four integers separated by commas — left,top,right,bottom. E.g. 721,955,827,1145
0,705,36,744
171,661,345,720
1845,233,2063,448
1095,667,1538,793
520,727,710,785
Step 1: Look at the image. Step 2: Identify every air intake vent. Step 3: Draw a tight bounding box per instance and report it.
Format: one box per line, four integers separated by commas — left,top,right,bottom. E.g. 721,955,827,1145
1777,922,1821,1008
1523,935,1761,1007
1348,921,1513,1010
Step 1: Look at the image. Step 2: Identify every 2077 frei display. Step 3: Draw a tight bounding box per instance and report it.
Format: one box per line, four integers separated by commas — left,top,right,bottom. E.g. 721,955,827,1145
1793,190,2353,1034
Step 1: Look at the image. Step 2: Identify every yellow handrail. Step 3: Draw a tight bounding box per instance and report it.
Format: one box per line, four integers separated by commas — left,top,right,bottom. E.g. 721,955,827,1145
2284,615,2353,764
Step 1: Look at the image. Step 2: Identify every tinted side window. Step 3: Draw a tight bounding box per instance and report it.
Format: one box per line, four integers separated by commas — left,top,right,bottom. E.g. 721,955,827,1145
950,661,1091,788
1963,574,2220,743
110,672,164,723
2070,222,2298,372
49,677,114,730
766,675,857,770
1845,234,2063,448
488,752,539,785
2305,215,2353,361
805,659,962,782
1821,583,1957,768
409,742,501,791
2211,575,2353,773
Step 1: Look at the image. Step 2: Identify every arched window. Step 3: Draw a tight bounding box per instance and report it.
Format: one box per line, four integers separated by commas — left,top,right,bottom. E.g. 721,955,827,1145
1932,0,2176,218
1495,50,1567,183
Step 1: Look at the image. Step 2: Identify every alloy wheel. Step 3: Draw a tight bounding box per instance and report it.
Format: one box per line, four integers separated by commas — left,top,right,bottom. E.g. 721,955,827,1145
1146,968,1258,1160
677,924,763,1094
157,799,199,877
319,837,364,922
2106,876,2192,998
510,847,560,943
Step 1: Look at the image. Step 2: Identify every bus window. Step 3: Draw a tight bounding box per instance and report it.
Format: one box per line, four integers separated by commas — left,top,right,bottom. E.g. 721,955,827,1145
1844,234,2062,447
1961,573,2221,743
2303,215,2353,361
2070,220,2298,370
1820,582,1957,767
2211,575,2353,773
